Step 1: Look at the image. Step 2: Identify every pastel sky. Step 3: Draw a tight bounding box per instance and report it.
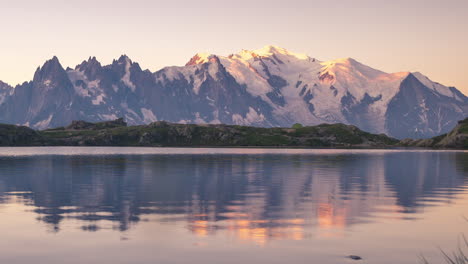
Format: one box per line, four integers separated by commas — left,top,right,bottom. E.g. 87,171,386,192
1,0,467,94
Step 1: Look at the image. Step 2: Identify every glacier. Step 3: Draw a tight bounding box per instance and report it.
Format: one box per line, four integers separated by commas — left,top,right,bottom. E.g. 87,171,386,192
0,45,466,139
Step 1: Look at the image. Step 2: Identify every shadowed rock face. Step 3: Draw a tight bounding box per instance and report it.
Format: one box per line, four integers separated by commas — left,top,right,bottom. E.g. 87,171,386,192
0,49,466,139
0,57,78,129
341,92,383,134
386,74,468,139
0,55,278,130
0,81,12,105
149,57,276,126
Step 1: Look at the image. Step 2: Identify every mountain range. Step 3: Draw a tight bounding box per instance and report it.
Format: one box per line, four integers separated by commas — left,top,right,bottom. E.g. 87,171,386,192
0,45,466,139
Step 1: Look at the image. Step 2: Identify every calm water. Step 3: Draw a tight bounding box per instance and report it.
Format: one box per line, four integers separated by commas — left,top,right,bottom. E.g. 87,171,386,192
0,147,467,264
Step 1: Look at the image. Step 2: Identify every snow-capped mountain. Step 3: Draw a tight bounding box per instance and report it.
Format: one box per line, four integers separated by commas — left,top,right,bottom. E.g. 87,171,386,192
0,45,466,138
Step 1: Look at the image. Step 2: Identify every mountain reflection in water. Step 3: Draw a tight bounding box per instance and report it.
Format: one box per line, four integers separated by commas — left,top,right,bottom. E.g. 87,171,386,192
0,150,466,246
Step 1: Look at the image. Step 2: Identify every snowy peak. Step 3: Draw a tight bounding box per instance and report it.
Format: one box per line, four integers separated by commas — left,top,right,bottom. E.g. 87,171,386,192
320,57,388,80
0,46,465,139
318,57,411,98
321,57,362,70
319,57,414,87
253,45,310,60
185,53,216,66
231,45,311,62
175,46,466,138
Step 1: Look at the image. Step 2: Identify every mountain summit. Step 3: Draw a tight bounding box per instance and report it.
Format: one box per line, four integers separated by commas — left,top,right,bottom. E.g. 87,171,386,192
0,46,466,138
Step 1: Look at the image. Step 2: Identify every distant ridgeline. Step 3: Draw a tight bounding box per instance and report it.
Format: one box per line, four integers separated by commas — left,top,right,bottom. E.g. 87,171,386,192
0,45,466,139
0,117,466,149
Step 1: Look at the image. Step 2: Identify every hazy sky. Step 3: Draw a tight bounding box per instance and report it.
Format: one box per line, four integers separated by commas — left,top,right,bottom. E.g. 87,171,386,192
1,0,467,94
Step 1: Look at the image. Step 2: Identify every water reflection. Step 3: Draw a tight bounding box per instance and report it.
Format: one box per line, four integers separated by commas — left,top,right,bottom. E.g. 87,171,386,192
0,151,466,244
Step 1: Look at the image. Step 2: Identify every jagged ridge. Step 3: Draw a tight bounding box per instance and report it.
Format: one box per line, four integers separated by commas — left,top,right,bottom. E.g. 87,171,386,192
0,45,466,139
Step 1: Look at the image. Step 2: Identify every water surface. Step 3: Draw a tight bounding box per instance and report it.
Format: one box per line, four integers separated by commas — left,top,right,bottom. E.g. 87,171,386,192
0,147,467,264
